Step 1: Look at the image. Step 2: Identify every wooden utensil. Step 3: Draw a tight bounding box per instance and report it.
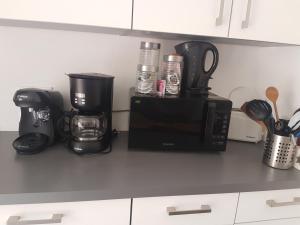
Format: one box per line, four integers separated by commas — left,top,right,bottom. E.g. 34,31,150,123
266,86,279,121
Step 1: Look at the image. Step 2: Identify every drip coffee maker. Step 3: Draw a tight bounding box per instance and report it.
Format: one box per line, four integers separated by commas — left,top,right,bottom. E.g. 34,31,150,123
66,73,114,154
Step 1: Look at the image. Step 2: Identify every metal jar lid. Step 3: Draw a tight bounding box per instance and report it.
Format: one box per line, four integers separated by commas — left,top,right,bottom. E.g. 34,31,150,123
163,54,183,62
137,64,159,72
140,41,161,50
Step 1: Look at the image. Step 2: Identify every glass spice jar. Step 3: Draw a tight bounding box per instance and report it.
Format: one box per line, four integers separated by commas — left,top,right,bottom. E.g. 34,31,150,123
139,41,161,67
162,54,183,95
135,64,158,94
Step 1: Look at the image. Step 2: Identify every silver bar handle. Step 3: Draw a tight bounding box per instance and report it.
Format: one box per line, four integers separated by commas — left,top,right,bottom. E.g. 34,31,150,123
216,0,225,26
242,0,252,29
167,205,211,216
266,197,300,207
7,214,64,225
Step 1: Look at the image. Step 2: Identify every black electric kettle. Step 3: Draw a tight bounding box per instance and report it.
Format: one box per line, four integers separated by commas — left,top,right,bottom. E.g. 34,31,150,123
175,41,219,96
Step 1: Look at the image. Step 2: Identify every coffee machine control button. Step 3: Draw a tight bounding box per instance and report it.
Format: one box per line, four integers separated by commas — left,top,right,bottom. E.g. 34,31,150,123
37,109,50,121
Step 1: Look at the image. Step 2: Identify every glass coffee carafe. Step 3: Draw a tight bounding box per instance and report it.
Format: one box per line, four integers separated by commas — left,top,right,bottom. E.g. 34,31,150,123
70,114,107,142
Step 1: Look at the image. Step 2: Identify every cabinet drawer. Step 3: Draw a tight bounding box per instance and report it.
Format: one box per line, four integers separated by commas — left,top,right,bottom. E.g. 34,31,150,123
132,193,239,225
236,189,300,223
236,218,300,225
0,199,131,225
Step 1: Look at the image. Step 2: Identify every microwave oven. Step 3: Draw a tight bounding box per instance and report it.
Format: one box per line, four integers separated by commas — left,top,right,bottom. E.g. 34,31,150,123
128,90,232,151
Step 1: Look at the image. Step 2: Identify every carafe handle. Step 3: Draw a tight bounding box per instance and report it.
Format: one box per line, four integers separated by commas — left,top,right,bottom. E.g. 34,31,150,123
56,110,75,141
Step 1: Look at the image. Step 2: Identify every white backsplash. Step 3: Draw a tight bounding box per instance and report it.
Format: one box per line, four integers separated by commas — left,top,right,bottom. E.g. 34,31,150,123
0,26,177,131
1,25,300,131
211,44,300,120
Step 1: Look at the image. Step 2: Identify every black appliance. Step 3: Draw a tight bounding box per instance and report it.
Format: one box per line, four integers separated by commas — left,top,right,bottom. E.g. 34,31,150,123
12,88,64,154
128,89,232,151
66,73,114,154
175,41,219,96
129,41,232,151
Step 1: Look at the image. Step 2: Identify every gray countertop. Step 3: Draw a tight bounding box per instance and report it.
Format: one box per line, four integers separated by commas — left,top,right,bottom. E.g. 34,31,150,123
0,131,300,204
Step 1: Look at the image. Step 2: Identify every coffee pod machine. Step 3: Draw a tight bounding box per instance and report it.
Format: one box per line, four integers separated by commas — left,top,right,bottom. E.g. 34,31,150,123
66,73,114,154
12,88,64,154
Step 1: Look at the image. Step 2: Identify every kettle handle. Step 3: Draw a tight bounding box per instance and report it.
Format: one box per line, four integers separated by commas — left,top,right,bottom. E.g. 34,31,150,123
202,44,219,76
191,44,219,88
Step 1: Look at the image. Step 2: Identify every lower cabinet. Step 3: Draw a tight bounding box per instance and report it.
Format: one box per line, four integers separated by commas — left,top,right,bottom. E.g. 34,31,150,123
235,218,300,225
131,193,239,225
236,189,300,223
1,188,300,225
0,199,131,225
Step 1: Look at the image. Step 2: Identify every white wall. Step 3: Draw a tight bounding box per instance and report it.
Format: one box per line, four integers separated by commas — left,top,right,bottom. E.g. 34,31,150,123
0,26,177,131
211,44,300,120
1,25,300,131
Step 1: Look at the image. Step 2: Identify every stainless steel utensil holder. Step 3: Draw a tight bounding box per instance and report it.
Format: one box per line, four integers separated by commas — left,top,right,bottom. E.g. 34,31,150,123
263,134,295,169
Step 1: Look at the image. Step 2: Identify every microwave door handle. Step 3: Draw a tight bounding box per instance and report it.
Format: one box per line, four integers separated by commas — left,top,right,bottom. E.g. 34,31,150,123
205,103,216,142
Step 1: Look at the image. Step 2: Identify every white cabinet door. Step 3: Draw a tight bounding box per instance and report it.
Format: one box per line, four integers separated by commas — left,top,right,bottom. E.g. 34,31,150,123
236,189,300,223
236,218,300,225
229,0,300,45
132,193,239,225
0,0,132,29
133,0,233,37
0,199,131,225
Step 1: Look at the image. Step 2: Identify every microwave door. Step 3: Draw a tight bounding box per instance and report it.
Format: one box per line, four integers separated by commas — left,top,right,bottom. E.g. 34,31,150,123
204,102,216,143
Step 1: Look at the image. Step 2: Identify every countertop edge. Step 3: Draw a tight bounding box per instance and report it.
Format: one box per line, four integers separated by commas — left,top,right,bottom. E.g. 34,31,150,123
1,181,300,205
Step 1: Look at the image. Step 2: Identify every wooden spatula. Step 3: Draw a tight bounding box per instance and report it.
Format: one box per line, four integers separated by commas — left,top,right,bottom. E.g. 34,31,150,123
266,86,279,122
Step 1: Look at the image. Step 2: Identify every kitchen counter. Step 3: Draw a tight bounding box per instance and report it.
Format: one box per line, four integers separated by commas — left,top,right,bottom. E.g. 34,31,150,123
0,131,300,204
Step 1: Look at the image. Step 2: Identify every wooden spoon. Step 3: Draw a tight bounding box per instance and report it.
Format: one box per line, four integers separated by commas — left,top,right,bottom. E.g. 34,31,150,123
266,86,279,122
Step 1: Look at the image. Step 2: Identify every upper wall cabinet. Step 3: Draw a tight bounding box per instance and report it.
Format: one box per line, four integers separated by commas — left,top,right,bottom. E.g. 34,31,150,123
229,0,300,45
0,0,132,29
1,0,300,45
133,0,233,38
